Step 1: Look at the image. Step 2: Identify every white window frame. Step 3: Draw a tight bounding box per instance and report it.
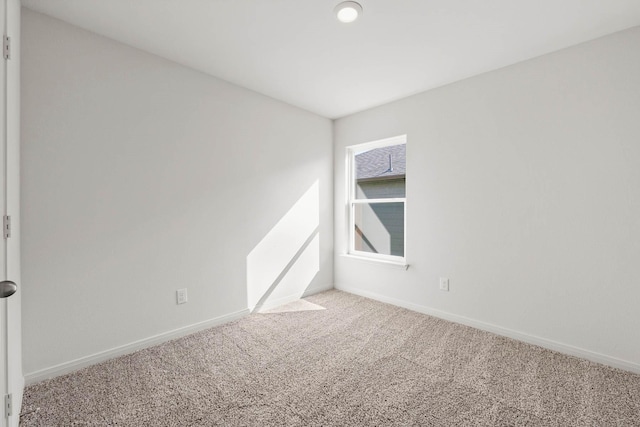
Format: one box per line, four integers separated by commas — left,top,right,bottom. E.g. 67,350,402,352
346,135,407,264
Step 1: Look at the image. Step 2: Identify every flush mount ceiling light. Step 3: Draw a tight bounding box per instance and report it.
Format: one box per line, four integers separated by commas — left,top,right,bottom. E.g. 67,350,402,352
334,1,363,23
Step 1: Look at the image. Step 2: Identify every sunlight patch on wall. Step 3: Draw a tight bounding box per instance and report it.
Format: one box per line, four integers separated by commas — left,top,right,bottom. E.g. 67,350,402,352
247,181,320,312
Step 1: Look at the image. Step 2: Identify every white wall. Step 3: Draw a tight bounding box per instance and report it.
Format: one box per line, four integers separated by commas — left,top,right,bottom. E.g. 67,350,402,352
21,9,333,377
334,26,640,371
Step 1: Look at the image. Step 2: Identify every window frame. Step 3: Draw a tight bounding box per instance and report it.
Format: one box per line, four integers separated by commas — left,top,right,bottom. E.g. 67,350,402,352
346,135,407,264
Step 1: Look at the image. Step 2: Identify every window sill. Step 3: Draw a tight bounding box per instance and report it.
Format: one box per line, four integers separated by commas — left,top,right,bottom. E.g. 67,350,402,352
340,254,409,270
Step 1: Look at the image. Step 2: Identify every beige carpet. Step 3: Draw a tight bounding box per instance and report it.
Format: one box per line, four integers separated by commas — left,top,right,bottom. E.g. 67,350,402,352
20,290,640,426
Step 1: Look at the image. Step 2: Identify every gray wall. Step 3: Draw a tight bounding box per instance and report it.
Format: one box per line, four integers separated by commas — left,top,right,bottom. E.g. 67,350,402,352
21,10,333,376
334,26,640,371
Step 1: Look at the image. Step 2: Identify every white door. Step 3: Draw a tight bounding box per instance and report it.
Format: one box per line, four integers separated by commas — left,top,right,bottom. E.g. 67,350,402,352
0,0,22,426
0,0,6,421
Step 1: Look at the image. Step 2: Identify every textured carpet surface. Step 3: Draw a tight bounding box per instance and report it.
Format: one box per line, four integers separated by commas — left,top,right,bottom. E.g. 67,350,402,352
20,290,640,426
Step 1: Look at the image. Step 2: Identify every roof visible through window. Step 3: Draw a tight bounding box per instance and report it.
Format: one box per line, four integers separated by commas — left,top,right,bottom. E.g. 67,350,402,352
355,144,406,181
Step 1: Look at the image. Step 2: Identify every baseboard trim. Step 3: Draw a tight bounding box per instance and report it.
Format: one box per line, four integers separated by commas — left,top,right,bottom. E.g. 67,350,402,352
251,283,333,313
302,283,333,297
336,284,640,374
24,308,250,385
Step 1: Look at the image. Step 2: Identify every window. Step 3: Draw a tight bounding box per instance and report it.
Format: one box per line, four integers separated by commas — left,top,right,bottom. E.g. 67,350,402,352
347,135,406,263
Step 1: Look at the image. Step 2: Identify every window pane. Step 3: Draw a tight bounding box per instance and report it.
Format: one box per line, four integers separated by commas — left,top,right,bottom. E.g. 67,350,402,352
355,144,406,199
353,202,404,257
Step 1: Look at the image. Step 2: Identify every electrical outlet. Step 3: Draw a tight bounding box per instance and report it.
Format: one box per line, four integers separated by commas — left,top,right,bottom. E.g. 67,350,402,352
439,278,449,292
176,288,188,304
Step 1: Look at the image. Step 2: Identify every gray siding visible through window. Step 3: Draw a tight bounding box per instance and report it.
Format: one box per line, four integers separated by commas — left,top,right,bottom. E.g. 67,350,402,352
353,143,406,258
357,178,405,199
354,201,405,256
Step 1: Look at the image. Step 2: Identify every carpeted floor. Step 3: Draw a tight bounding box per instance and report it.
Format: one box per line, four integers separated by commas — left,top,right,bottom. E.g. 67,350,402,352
20,290,640,426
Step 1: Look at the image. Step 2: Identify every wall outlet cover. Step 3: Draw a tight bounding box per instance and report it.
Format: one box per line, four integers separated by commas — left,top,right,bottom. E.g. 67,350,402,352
177,288,188,304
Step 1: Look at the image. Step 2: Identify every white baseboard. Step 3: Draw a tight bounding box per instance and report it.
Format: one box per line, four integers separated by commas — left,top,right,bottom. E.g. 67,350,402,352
251,283,333,313
24,308,250,385
303,283,333,297
336,284,640,374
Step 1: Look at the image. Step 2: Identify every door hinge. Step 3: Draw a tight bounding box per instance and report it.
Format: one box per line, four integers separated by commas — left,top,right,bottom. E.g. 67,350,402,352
3,215,10,239
4,394,12,417
3,35,10,60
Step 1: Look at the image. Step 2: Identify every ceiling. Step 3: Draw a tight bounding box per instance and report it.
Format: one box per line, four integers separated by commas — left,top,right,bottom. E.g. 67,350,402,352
21,0,640,119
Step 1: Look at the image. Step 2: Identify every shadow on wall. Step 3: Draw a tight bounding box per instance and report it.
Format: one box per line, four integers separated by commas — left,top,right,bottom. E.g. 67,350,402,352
246,181,320,312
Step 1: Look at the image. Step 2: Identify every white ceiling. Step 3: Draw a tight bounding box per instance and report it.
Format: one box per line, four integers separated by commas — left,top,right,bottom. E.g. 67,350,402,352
21,0,640,119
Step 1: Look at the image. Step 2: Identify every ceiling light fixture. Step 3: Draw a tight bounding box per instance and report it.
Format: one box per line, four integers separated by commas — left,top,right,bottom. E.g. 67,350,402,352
334,1,363,23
